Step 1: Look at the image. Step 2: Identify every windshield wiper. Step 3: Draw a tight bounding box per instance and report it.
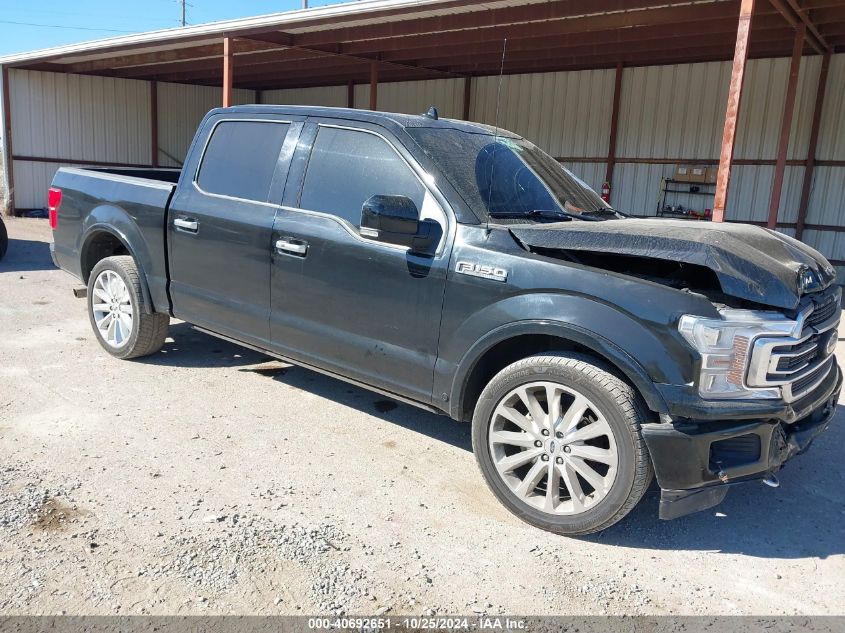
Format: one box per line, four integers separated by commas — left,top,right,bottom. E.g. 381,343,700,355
488,208,600,222
581,207,624,218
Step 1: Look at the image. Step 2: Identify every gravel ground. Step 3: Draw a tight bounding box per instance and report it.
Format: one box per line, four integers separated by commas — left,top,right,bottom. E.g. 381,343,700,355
0,217,843,616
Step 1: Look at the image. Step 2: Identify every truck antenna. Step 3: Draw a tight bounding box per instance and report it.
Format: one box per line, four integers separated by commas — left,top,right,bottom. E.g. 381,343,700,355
487,38,507,233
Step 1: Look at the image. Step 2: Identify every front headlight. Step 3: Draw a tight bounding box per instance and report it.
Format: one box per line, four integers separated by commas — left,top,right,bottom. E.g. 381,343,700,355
678,309,800,399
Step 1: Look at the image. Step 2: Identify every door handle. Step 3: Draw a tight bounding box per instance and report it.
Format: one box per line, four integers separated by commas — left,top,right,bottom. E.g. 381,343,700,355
174,217,199,233
275,238,308,256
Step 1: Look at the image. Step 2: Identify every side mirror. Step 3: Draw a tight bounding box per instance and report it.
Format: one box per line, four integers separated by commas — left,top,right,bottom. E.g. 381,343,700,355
360,195,420,248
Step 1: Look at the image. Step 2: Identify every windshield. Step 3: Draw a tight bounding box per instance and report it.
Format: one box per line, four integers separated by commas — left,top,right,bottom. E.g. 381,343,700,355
407,127,613,223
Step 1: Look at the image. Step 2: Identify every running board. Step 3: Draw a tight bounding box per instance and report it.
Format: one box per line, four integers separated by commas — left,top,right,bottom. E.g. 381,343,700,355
191,325,445,416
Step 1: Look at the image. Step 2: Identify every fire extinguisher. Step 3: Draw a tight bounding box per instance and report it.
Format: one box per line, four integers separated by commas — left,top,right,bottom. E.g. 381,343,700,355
601,181,611,203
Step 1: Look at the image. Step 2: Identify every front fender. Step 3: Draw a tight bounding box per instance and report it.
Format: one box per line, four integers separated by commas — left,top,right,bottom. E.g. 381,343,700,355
437,293,695,419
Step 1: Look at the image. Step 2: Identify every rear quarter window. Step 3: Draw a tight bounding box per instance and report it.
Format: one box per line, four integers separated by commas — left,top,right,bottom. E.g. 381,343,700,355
196,120,290,202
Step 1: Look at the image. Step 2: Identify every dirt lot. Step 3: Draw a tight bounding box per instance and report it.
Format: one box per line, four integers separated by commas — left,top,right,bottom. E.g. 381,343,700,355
1,217,843,616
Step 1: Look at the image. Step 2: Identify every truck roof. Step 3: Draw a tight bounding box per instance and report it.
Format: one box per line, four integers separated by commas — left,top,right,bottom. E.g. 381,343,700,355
214,104,521,138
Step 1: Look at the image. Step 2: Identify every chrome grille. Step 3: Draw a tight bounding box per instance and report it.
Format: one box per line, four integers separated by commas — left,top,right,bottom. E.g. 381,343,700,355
807,294,838,328
747,286,840,403
774,338,819,372
790,357,835,399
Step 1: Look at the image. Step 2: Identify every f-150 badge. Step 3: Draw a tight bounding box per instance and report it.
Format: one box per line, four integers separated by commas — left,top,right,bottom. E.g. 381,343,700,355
456,261,508,282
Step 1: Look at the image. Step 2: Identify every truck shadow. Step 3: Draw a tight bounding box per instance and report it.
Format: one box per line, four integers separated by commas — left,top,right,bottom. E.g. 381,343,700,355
588,404,845,559
139,324,843,555
139,322,269,369
0,238,57,273
140,322,472,451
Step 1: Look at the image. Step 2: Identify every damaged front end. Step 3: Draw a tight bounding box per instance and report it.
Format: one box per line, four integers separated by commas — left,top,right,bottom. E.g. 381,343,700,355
509,217,842,519
509,218,837,310
643,364,840,519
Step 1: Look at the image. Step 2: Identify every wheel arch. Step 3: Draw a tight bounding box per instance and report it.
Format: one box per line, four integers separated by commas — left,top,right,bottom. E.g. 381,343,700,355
80,224,155,315
451,320,669,422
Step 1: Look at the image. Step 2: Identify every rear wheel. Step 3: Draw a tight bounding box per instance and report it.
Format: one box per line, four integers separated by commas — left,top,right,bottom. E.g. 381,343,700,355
472,353,653,536
87,255,169,359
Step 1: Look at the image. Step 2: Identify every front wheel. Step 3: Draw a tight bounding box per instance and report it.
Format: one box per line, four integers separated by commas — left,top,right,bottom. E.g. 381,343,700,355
87,255,169,359
472,353,653,536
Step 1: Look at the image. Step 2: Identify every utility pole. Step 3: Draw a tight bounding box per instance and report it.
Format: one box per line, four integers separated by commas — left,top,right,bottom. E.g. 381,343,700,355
302,0,308,8
181,0,186,26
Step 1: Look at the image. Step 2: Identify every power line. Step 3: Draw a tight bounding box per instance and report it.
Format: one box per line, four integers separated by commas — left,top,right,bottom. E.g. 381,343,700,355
0,19,139,33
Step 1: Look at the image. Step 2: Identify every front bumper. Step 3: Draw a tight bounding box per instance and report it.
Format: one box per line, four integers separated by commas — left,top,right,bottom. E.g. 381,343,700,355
642,364,841,520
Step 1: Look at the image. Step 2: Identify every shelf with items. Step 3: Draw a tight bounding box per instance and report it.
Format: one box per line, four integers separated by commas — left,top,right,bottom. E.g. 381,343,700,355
656,177,716,221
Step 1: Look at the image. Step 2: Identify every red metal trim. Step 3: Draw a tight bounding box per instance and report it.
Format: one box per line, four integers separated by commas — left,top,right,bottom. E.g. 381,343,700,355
604,63,624,200
714,0,756,223
767,24,805,229
787,0,830,50
769,0,829,52
222,37,234,107
241,32,466,80
796,50,831,240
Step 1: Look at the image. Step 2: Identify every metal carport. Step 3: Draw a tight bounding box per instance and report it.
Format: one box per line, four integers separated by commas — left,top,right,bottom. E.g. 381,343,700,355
1,0,844,269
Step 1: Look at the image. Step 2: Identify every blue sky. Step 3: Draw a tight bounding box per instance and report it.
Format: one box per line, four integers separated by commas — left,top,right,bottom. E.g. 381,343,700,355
0,0,356,56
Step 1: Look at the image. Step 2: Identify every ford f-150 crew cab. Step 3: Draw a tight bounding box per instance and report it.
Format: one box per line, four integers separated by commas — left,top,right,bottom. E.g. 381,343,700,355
49,105,841,536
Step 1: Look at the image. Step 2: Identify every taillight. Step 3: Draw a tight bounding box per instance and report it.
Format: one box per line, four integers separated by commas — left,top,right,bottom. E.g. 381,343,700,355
48,187,62,230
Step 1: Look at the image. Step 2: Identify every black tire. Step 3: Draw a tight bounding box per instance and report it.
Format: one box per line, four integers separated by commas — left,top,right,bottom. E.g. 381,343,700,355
87,255,169,360
472,353,653,536
0,218,7,261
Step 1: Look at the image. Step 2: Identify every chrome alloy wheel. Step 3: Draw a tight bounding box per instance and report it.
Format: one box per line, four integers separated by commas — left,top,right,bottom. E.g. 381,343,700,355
488,381,619,515
91,270,133,348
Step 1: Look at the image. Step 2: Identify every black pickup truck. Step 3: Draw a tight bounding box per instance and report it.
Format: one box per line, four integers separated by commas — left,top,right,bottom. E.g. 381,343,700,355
49,105,841,536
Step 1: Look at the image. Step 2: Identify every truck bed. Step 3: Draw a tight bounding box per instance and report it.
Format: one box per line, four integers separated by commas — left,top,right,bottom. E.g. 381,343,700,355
50,166,181,313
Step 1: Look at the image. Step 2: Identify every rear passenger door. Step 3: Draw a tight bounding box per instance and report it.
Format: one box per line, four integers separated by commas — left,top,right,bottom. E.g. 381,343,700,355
268,121,453,403
168,114,302,348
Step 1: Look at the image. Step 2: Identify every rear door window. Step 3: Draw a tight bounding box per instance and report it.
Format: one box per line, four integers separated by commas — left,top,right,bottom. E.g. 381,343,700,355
299,126,425,225
197,120,290,202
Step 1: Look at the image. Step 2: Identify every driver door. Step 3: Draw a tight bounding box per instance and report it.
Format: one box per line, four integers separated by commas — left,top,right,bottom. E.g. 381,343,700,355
268,121,452,404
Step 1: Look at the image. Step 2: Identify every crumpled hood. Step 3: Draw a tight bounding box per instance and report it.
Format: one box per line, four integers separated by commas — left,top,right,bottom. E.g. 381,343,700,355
509,218,837,310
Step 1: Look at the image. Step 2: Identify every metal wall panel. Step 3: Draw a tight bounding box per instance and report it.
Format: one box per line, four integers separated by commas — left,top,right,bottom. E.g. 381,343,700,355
619,62,730,160
618,58,819,162
803,229,843,260
738,56,820,161
470,69,614,159
9,69,152,208
614,163,673,217
816,54,845,161
262,85,347,108
725,165,806,224
612,58,824,218
156,82,254,167
376,78,464,118
9,69,151,162
559,161,606,193
352,78,465,118
12,160,73,210
806,166,845,225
